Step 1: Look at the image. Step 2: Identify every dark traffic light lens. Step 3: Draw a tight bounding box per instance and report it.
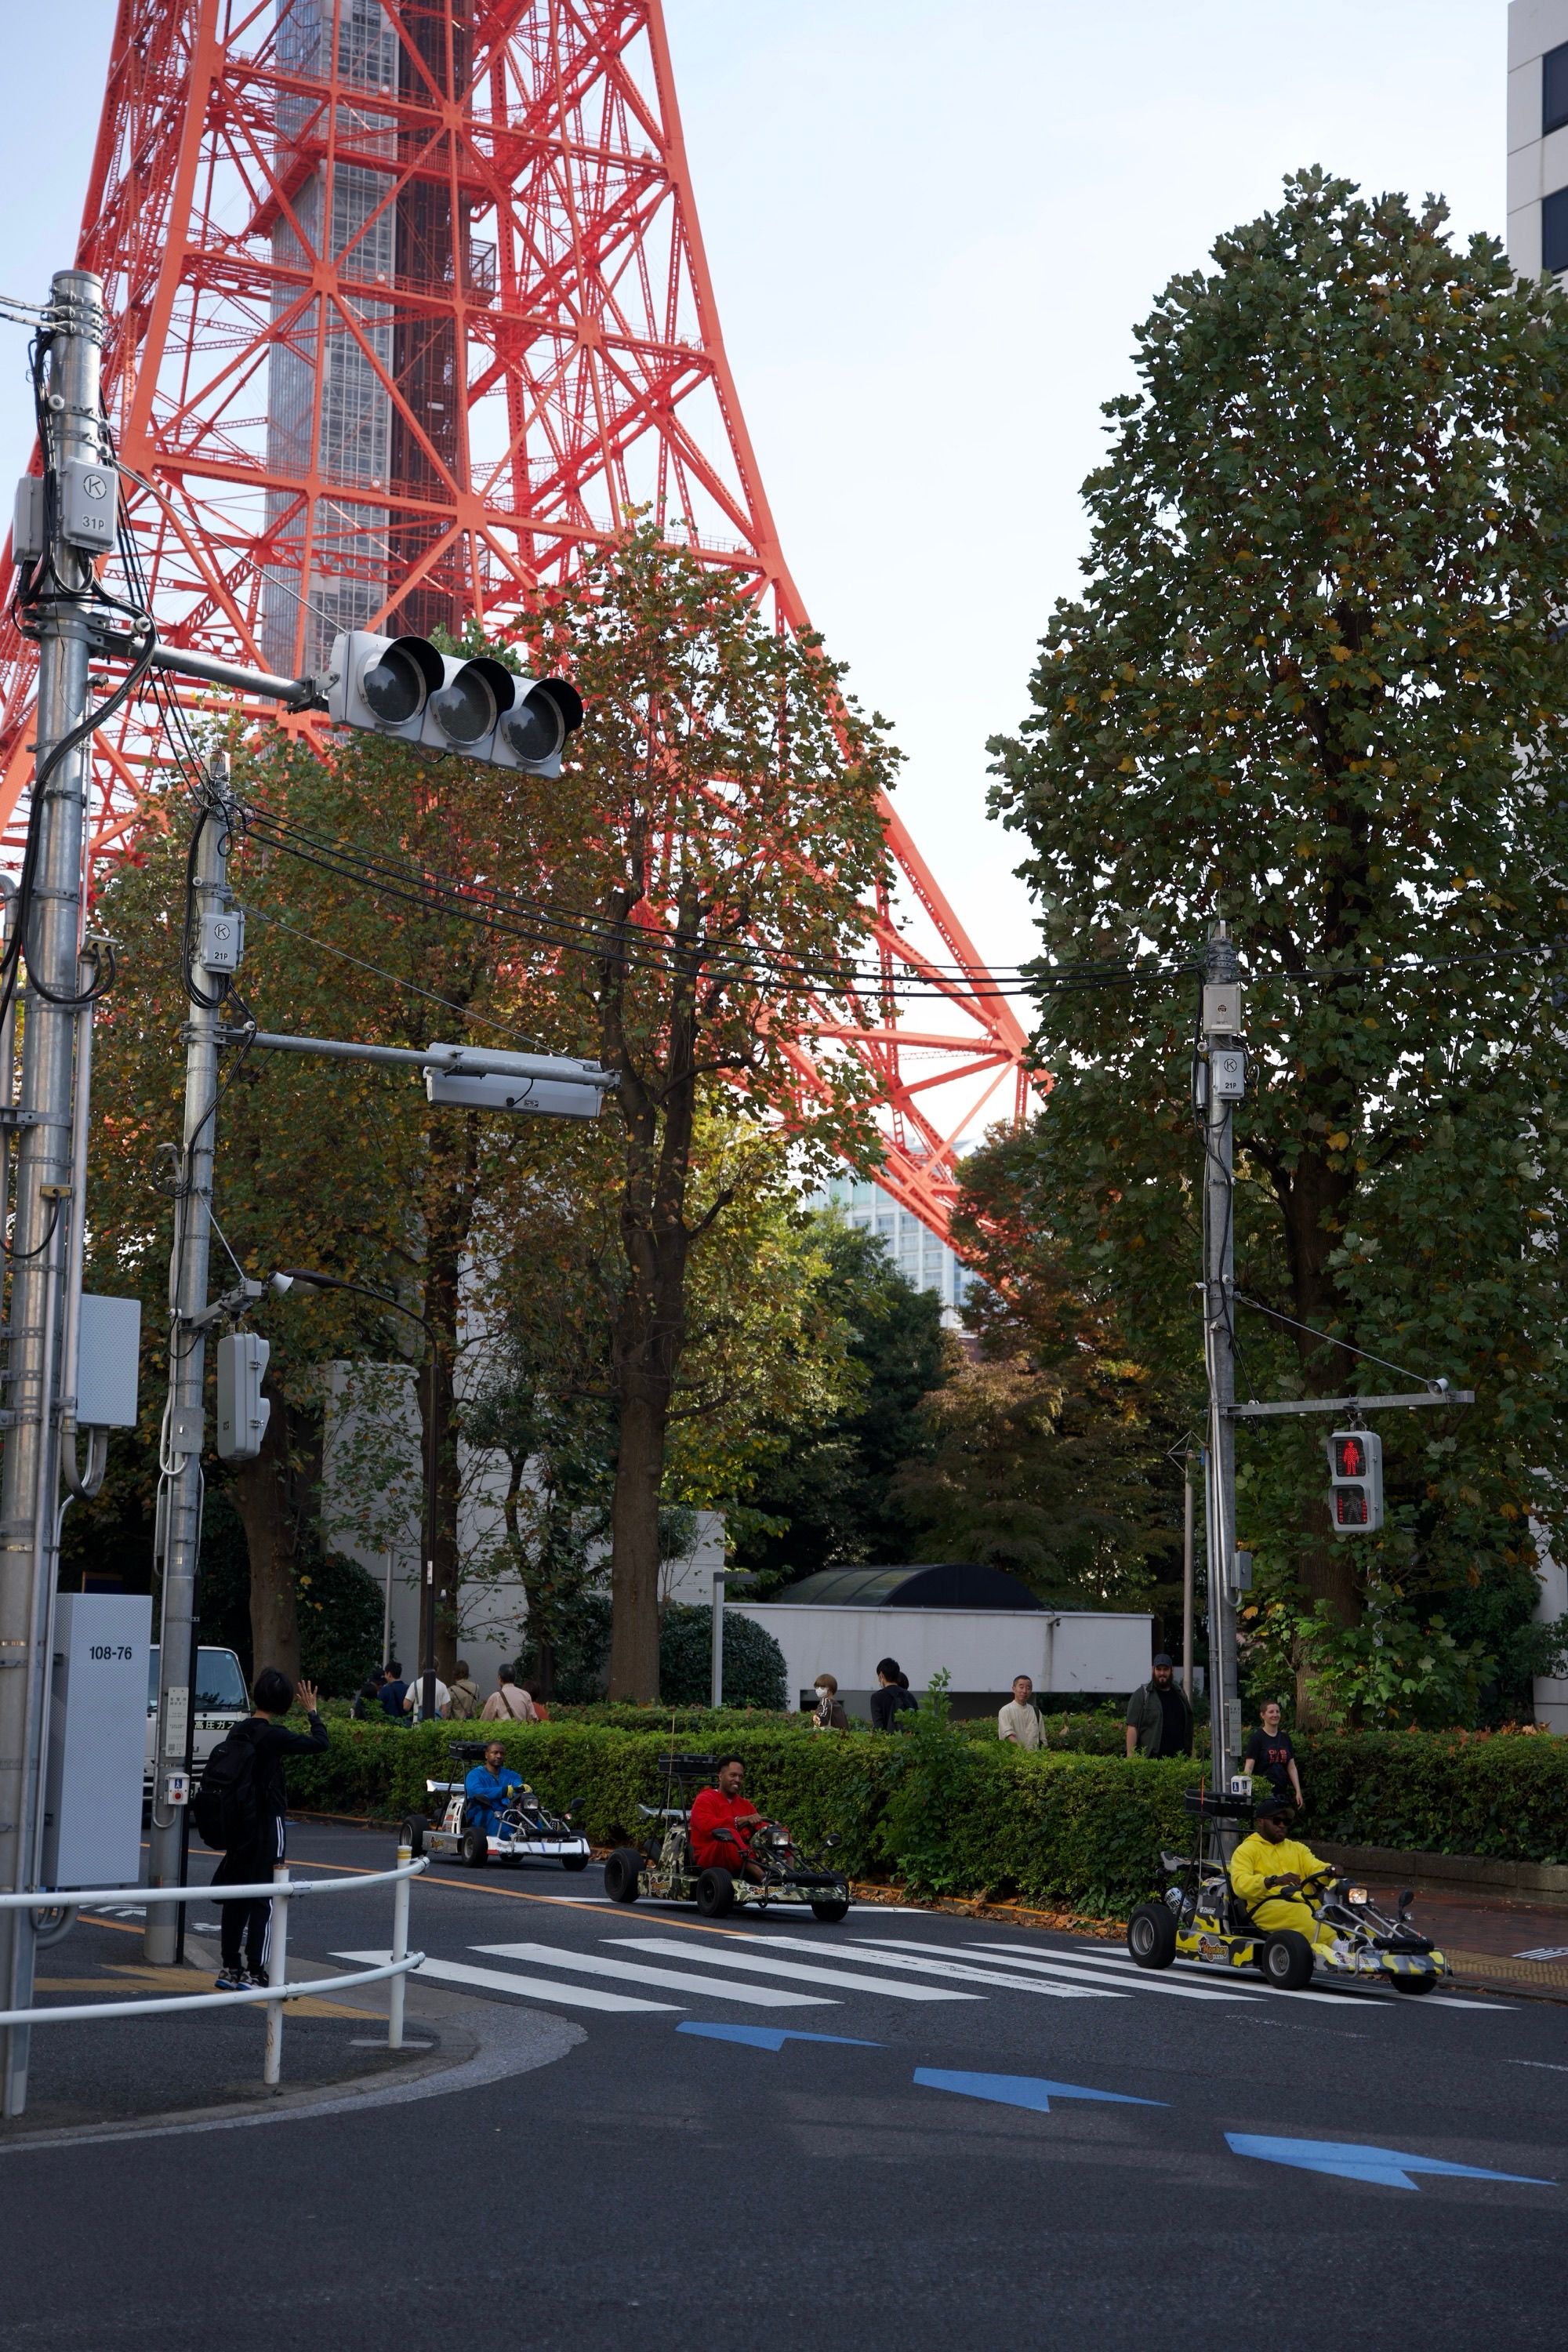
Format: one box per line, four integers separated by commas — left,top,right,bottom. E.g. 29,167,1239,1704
504,686,568,767
1333,1490,1370,1526
430,667,499,746
361,646,427,725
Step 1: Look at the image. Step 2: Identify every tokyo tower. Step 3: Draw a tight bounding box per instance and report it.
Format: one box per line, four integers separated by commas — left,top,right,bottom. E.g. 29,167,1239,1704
0,1,1035,1235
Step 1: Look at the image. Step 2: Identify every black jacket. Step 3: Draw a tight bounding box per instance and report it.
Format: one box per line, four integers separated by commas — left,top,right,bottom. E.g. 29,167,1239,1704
234,1711,330,1826
870,1684,917,1731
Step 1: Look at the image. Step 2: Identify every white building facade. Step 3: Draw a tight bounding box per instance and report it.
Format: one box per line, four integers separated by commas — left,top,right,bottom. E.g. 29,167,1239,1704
809,1171,972,1319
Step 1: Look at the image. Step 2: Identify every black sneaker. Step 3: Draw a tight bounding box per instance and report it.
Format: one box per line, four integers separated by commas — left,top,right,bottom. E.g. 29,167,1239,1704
214,1968,248,1991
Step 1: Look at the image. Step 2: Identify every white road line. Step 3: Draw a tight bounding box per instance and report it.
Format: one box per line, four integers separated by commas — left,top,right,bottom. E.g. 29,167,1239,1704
935,1942,1259,2003
732,1932,1123,2000
975,1942,1505,2010
611,1936,980,2002
472,1941,832,2008
332,1948,677,2016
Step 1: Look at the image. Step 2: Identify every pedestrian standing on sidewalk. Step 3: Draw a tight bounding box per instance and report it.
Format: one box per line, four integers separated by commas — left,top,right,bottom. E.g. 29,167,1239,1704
481,1664,537,1722
1243,1698,1304,1809
209,1669,329,1991
998,1675,1043,1750
448,1661,481,1719
1124,1653,1193,1759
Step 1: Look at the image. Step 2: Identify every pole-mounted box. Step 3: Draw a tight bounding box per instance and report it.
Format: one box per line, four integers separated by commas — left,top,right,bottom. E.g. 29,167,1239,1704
216,1330,270,1462
13,474,43,562
59,456,118,554
199,908,245,973
1203,982,1243,1035
1210,1047,1247,1101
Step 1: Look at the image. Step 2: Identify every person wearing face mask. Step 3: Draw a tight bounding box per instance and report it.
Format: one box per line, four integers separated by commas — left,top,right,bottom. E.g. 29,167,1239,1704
811,1673,849,1730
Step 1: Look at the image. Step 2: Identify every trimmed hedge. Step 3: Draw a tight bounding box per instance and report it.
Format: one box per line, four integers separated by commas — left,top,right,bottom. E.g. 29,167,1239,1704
1297,1729,1568,1864
282,1711,1568,1908
285,1712,1204,1914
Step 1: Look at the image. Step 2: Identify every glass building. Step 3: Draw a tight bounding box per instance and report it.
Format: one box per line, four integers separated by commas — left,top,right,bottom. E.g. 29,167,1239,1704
809,1171,972,1318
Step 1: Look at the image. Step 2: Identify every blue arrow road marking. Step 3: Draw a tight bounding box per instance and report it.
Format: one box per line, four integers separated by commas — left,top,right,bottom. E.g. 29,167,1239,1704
1226,2134,1553,2191
677,2023,880,2051
913,2068,1164,2115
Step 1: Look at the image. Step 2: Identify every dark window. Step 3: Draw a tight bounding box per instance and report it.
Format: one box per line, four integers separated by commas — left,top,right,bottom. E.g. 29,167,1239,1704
1546,42,1568,136
1544,185,1568,274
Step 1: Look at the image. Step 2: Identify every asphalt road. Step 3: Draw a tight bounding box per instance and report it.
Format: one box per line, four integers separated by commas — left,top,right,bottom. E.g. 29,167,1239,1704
2,1816,1564,2351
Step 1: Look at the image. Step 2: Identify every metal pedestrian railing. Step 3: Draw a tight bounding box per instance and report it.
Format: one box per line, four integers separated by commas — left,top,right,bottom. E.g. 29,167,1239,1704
0,1846,426,2089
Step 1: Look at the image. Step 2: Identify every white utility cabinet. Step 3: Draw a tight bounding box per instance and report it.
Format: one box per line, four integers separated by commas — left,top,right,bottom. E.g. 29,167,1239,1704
43,1592,152,1889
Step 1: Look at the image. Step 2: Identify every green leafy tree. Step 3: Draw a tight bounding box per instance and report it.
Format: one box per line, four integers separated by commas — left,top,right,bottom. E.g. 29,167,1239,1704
988,170,1568,1719
508,528,897,1697
727,1217,953,1587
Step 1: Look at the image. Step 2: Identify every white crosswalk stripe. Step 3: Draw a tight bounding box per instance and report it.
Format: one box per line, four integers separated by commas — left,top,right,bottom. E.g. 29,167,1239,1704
967,1940,1508,2010
611,1936,980,2002
926,1940,1258,2004
472,1941,831,2007
334,1949,679,2016
735,1932,1123,2000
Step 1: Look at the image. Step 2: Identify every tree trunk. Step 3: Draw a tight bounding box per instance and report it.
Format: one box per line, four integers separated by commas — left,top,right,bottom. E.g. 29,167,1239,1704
230,1387,307,1682
608,1377,669,1699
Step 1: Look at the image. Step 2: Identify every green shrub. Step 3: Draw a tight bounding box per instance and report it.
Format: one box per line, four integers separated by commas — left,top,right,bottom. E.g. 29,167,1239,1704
658,1606,787,1709
1297,1726,1568,1863
280,1713,1568,1912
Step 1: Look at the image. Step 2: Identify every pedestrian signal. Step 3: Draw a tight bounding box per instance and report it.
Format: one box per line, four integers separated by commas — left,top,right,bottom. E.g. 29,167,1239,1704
1326,1427,1382,1534
325,630,583,777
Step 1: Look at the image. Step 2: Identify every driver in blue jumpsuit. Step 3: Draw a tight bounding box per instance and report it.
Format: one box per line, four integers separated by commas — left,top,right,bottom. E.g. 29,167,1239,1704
465,1740,524,1838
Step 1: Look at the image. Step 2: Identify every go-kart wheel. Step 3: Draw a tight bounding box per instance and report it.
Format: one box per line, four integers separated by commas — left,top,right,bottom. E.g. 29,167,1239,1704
398,1813,428,1859
811,1898,850,1924
1387,1972,1438,1994
604,1847,643,1904
1127,1903,1177,1969
561,1851,590,1873
1262,1929,1315,1991
460,1825,490,1868
696,1867,735,1918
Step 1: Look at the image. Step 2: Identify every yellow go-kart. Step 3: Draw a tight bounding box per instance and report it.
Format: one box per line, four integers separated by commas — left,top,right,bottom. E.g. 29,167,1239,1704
1127,1788,1450,1994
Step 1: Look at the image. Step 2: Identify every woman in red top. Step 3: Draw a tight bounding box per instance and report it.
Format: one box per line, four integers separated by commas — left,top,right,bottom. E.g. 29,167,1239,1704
688,1755,766,1878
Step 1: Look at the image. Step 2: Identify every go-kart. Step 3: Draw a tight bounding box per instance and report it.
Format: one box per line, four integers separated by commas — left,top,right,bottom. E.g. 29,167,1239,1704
401,1740,591,1871
1126,1788,1451,1994
602,1752,851,1922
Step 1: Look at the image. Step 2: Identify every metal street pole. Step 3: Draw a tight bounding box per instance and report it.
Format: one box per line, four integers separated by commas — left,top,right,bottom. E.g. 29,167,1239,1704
0,272,107,2114
1200,921,1243,1795
146,766,236,1964
1181,1457,1195,1706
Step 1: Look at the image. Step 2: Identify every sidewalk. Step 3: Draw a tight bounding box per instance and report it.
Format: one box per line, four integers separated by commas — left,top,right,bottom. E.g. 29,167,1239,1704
1345,1874,1568,2002
0,1912,457,2143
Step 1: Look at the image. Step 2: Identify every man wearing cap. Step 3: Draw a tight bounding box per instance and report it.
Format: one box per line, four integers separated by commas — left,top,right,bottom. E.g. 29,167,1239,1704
1229,1795,1339,1954
1124,1653,1193,1759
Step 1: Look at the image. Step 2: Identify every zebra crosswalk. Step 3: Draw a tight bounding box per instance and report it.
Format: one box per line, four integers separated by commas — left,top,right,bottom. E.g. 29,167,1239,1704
334,1919,1506,2021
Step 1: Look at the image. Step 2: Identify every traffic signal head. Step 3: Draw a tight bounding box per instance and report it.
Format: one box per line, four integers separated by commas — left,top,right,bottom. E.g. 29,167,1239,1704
326,632,583,775
1327,1427,1383,1534
216,1331,271,1464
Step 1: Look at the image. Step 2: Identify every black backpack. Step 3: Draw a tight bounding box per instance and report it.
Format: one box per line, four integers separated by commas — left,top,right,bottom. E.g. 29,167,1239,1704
193,1722,262,1852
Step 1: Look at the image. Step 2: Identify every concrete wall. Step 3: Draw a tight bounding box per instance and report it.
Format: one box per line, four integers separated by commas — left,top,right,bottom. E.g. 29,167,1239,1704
731,1602,1154,1720
1508,0,1568,277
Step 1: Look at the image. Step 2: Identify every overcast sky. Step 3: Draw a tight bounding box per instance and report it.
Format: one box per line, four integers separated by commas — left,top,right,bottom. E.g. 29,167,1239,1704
0,2,1505,977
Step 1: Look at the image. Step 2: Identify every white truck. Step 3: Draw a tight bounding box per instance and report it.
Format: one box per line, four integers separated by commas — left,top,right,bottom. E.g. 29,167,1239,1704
143,1645,249,1797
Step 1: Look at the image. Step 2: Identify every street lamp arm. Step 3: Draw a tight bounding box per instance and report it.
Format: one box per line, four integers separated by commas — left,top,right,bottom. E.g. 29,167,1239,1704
275,1268,435,1347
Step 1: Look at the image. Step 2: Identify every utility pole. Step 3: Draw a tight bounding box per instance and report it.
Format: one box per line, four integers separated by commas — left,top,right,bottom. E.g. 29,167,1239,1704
0,271,105,2114
145,763,236,1965
1199,920,1243,1794
1181,1455,1195,1707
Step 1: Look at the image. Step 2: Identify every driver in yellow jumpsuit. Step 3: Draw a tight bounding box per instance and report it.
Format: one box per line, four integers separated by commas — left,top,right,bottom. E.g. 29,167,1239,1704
1229,1794,1340,1954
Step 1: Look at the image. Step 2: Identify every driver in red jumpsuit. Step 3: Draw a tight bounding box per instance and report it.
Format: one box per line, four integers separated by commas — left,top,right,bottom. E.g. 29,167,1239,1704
688,1755,768,1882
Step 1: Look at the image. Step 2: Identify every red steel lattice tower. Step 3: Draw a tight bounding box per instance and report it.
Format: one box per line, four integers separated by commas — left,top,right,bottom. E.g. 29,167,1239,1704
0,1,1036,1236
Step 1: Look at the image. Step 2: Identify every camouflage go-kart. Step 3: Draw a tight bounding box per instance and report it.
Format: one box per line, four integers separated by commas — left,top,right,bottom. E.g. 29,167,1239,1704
401,1741,591,1871
1126,1788,1451,1994
602,1753,851,1922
